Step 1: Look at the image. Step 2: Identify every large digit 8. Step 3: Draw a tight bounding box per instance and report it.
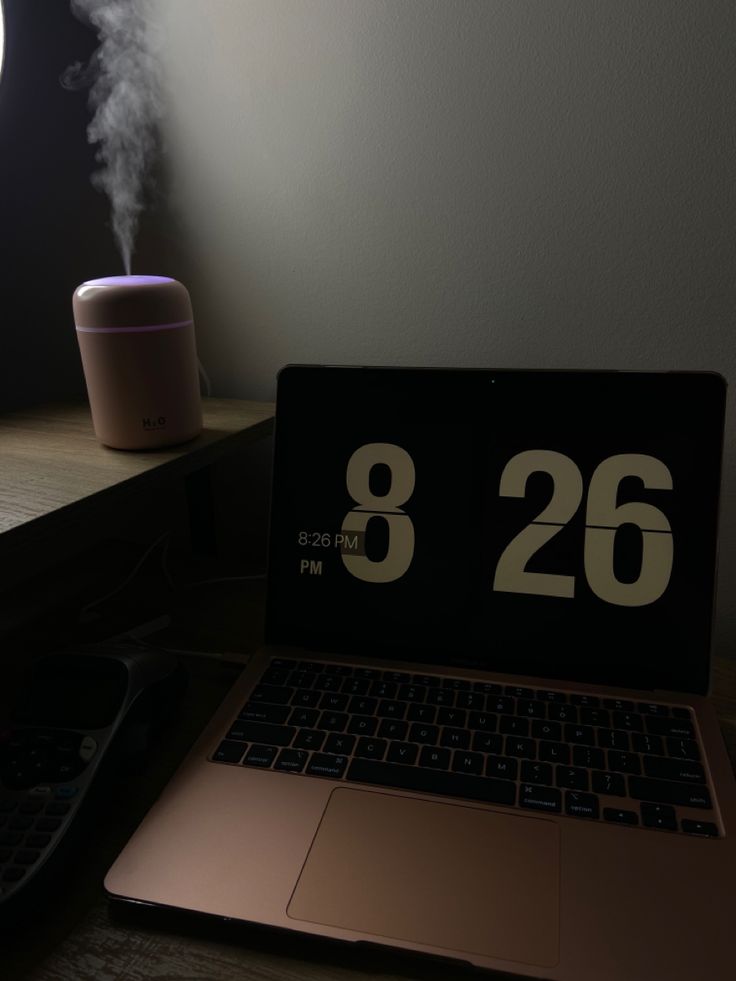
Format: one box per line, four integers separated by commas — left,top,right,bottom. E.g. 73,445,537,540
341,443,415,583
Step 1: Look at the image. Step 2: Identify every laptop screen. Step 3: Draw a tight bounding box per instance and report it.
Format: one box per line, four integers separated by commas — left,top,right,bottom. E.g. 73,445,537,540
266,367,725,694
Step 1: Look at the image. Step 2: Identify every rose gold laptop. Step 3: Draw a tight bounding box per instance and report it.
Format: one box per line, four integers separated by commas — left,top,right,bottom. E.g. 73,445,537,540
106,367,736,980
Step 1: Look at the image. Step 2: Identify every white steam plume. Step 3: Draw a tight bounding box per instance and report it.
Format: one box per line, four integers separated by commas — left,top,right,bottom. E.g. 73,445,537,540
62,0,162,275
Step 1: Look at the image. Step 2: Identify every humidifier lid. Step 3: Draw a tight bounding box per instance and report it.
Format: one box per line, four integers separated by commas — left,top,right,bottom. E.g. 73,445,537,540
73,275,193,330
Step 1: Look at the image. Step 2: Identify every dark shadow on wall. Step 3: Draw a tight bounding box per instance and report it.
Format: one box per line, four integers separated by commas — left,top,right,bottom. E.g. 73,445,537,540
0,0,181,412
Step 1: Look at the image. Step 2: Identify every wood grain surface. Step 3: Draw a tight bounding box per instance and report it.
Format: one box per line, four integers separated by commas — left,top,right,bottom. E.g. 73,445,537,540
0,399,274,542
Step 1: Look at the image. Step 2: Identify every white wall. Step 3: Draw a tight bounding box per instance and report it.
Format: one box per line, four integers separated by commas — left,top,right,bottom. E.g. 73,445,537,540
153,0,736,660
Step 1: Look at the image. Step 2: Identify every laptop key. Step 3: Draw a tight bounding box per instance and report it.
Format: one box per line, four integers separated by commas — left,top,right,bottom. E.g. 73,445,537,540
291,690,321,708
437,708,467,727
288,708,320,728
607,751,641,774
443,678,471,692
376,700,406,719
556,766,589,791
519,784,561,813
409,723,439,745
472,732,503,754
306,753,348,779
456,692,485,710
451,751,484,775
250,684,294,705
377,719,409,740
293,729,327,751
500,716,529,736
591,771,627,796
427,689,455,707
274,749,308,773
603,698,635,711
603,808,638,826
213,740,246,764
572,746,605,769
468,712,497,732
538,741,570,764
348,696,378,715
419,747,451,769
643,756,705,783
564,724,596,745
239,703,291,724
565,791,599,819
320,693,349,711
244,745,278,767
638,702,670,716
646,717,695,738
681,819,719,837
548,704,578,723
505,737,536,760
318,712,349,732
324,733,356,755
346,759,517,807
570,694,600,707
232,722,295,746
387,742,419,765
407,704,437,724
580,708,610,727
632,733,665,756
629,777,712,809
342,678,371,696
597,728,630,751
532,720,562,742
517,699,546,718
440,728,470,750
348,716,378,737
355,738,387,760
666,737,700,760
399,685,426,702
485,756,518,780
521,761,553,786
640,802,677,831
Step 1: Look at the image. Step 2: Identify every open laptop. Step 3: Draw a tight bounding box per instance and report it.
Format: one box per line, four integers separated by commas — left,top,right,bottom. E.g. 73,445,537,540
106,366,736,980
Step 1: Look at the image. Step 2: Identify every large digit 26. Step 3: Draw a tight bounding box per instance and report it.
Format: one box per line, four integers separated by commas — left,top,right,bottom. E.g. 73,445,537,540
341,443,416,583
493,451,674,607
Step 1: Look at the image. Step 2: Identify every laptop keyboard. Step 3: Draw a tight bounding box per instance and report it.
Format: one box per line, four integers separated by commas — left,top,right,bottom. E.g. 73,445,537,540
211,658,720,838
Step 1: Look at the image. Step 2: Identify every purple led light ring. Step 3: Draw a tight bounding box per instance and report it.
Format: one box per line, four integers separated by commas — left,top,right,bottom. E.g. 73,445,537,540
75,319,193,334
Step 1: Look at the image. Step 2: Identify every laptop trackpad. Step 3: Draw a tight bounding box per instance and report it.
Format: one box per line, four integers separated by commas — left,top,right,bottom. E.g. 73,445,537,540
287,788,560,967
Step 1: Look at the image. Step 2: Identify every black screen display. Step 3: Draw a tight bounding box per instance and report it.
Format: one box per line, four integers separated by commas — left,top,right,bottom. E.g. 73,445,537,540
266,367,725,694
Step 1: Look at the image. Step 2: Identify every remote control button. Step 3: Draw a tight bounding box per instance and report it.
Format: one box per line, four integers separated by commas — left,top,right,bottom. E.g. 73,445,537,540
54,786,78,800
78,737,98,763
28,786,53,798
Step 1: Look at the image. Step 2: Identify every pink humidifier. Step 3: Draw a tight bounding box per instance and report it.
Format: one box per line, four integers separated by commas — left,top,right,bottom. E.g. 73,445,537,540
73,275,203,450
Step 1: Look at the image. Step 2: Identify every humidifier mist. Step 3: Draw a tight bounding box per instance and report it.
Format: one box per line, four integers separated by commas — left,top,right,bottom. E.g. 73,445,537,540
73,275,202,450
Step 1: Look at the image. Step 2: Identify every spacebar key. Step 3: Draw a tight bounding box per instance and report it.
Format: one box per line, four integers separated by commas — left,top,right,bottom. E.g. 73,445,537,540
346,759,516,806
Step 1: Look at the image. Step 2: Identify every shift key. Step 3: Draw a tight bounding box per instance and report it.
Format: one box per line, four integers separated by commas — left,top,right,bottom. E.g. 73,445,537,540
227,722,295,746
628,776,712,809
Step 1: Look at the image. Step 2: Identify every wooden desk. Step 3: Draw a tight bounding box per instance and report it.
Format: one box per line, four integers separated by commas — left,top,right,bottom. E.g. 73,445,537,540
0,398,274,558
4,637,735,981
